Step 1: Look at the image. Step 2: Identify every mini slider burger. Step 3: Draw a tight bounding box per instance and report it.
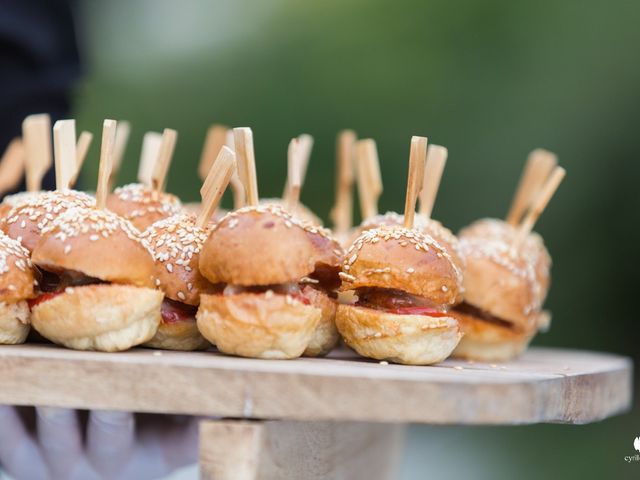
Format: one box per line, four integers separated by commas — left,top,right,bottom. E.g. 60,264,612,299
107,129,182,230
29,120,163,351
142,146,236,350
335,137,463,365
1,117,95,251
0,232,35,344
452,159,565,361
196,128,344,359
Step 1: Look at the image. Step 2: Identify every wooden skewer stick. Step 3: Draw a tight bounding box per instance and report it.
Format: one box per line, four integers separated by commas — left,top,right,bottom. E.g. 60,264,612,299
282,133,314,200
330,130,357,235
198,125,228,182
95,120,118,210
513,166,566,248
225,130,245,209
506,149,557,226
196,146,236,229
0,138,26,196
418,144,447,219
355,139,382,220
233,127,259,206
286,138,302,213
53,120,77,190
22,114,52,192
138,132,162,187
108,121,131,189
69,131,93,188
403,136,427,228
152,128,178,192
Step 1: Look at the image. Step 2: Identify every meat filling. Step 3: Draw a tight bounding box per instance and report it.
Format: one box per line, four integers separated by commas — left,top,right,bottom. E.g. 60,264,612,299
453,302,516,329
28,268,106,309
354,287,449,316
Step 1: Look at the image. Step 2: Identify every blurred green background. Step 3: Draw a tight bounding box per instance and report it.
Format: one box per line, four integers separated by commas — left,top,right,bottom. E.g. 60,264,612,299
73,0,638,478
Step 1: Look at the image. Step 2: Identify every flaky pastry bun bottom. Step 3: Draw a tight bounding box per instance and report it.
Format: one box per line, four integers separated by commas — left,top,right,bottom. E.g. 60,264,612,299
144,316,210,351
197,292,321,359
450,310,535,362
335,304,462,365
31,284,162,352
0,301,30,344
302,287,339,357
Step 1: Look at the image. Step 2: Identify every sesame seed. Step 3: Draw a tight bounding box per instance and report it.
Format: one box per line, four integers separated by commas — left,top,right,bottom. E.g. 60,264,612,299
155,278,161,286
453,366,463,371
379,361,389,365
166,263,173,273
19,220,26,228
265,289,274,299
177,291,186,300
89,234,100,241
65,287,74,294
441,285,448,292
64,245,72,255
406,267,415,273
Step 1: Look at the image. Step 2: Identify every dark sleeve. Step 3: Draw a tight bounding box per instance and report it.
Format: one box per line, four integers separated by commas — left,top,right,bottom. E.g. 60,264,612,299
0,0,81,193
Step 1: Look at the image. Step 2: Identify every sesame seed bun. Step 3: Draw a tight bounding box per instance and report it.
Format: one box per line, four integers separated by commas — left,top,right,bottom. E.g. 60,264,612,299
1,190,95,252
106,183,182,230
340,226,463,307
354,212,465,269
0,233,35,303
0,301,30,344
197,292,322,359
260,198,323,225
143,213,217,305
301,286,339,357
0,191,42,219
31,284,162,352
335,303,462,365
450,309,535,362
144,316,209,351
31,207,156,288
199,205,343,286
458,236,541,331
459,218,551,302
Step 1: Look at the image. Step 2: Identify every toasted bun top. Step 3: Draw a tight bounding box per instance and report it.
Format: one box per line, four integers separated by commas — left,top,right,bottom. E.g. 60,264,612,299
340,226,463,306
1,190,95,252
31,207,156,288
356,212,465,269
0,232,35,302
458,235,543,327
459,217,550,301
143,213,217,305
260,198,323,226
199,204,343,286
106,183,182,230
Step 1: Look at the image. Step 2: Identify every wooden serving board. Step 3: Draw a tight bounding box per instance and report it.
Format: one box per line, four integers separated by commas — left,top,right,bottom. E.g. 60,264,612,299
0,344,631,425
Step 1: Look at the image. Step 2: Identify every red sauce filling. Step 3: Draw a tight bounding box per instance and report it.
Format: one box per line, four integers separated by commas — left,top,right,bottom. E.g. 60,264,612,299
161,299,197,324
27,291,64,309
386,306,449,316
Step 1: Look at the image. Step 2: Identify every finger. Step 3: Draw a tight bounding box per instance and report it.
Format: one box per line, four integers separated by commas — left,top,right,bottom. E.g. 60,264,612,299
86,410,134,476
0,406,49,480
36,406,82,479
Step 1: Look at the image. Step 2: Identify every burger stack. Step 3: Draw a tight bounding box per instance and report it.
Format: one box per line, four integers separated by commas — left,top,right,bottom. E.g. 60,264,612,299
0,116,565,366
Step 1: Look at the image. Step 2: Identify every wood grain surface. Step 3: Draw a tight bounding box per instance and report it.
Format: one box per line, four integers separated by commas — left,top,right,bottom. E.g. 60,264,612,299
0,345,632,425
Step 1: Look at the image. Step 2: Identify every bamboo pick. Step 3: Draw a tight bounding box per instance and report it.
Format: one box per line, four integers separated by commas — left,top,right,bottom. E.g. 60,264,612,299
506,149,557,226
108,121,131,189
282,133,314,200
286,138,302,213
196,146,236,229
233,127,259,206
418,144,447,219
226,130,245,209
22,114,52,192
138,131,162,187
53,120,77,190
403,136,428,228
198,125,228,182
0,138,25,196
330,130,357,235
355,139,382,220
69,131,93,188
152,128,178,192
95,120,118,210
513,166,565,248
